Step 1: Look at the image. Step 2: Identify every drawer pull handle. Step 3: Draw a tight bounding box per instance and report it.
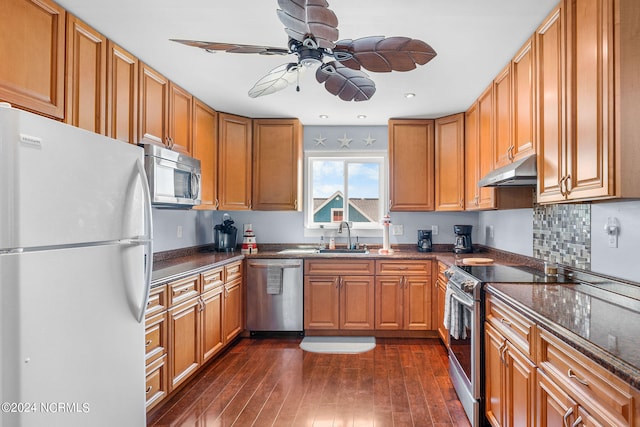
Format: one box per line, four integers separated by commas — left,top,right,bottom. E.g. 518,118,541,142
567,369,589,386
563,407,574,427
145,340,152,346
179,288,191,293
571,416,583,427
146,386,152,394
499,318,512,326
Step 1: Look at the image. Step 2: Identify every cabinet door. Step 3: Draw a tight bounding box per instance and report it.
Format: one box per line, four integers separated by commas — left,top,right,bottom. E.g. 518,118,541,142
477,85,497,209
512,37,536,162
340,276,374,330
404,275,432,330
536,6,566,203
223,278,243,342
145,354,168,412
493,64,513,169
388,119,435,211
375,276,403,330
465,102,481,210
435,113,465,211
485,323,506,427
505,342,536,427
564,0,614,200
0,0,65,119
168,82,193,155
252,119,302,211
145,312,167,366
139,63,168,147
106,42,138,144
218,112,253,210
65,14,106,134
537,370,579,427
304,276,340,329
201,286,224,363
193,99,218,209
168,297,201,392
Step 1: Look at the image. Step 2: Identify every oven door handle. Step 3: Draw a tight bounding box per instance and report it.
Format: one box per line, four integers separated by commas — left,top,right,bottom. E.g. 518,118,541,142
448,289,475,309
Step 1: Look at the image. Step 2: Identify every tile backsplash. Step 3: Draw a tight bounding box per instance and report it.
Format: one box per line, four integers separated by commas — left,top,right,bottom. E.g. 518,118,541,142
533,203,591,269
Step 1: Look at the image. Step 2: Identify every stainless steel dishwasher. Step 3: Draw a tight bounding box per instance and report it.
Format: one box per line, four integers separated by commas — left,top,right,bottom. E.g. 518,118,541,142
246,258,303,334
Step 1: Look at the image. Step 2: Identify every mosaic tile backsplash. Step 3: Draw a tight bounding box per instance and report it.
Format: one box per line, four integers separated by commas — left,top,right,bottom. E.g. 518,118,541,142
533,204,591,269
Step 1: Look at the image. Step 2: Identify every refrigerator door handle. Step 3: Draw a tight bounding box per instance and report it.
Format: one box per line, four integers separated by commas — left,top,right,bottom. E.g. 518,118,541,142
128,158,154,323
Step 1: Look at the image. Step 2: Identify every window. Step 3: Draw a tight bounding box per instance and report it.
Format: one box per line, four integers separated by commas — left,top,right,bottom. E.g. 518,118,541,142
305,153,386,234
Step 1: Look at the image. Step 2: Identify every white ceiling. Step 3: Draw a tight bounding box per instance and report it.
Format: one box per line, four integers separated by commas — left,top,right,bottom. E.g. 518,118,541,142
56,0,559,125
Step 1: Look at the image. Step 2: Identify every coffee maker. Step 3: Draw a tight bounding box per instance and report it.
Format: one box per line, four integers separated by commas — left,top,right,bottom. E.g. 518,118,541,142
453,225,473,253
417,230,432,252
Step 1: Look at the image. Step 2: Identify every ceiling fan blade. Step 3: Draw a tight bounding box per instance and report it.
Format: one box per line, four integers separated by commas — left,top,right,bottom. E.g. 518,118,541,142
171,39,290,55
333,36,437,72
276,0,339,49
316,61,376,101
249,63,303,98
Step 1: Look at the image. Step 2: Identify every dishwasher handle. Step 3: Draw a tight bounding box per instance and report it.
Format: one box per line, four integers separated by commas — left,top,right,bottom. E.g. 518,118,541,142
248,263,301,269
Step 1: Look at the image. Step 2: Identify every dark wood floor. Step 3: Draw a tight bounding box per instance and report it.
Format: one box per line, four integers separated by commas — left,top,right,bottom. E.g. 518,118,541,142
147,337,471,427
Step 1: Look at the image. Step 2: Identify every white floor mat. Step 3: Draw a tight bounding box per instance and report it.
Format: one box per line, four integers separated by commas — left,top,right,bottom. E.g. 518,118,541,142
299,336,376,354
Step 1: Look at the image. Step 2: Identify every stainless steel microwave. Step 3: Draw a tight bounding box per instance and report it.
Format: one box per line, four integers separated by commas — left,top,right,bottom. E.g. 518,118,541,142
143,144,201,208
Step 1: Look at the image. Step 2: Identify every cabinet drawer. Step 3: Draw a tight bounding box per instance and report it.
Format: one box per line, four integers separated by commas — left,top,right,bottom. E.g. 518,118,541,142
305,259,374,275
168,275,199,306
376,260,432,276
224,261,242,283
485,295,535,358
146,284,167,318
145,312,167,364
201,267,224,292
145,354,167,412
538,329,640,426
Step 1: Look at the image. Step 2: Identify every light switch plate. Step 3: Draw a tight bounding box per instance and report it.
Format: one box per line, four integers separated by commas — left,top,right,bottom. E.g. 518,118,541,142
432,225,439,235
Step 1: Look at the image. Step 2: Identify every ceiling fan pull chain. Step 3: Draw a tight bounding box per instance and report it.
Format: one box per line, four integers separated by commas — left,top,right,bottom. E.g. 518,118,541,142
296,68,300,92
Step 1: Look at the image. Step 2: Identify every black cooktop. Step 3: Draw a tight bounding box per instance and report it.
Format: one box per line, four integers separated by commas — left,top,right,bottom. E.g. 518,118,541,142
457,264,572,284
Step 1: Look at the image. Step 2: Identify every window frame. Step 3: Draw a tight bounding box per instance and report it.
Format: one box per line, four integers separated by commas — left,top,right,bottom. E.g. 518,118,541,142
304,150,387,237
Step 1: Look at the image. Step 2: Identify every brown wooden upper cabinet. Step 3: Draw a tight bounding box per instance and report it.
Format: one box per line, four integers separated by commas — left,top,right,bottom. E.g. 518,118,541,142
537,0,640,203
435,113,465,211
168,83,193,155
106,42,138,145
192,99,218,210
65,14,107,135
0,0,65,119
218,112,253,210
388,119,435,211
139,63,169,148
252,118,302,211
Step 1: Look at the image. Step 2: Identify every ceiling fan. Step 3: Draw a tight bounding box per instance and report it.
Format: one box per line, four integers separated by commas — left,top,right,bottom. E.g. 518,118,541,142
171,0,437,102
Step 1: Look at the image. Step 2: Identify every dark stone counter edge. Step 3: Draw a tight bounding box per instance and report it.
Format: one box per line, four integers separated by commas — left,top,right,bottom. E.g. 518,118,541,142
485,283,640,391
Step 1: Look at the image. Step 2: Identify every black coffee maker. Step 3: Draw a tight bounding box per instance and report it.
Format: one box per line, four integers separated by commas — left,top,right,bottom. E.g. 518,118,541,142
453,225,473,253
417,229,432,252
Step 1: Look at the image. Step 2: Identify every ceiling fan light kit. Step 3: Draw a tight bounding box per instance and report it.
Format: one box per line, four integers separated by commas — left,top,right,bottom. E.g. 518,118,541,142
172,0,437,102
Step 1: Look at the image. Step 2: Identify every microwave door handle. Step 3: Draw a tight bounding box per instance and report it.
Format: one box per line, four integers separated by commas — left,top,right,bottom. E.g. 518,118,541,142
191,172,201,200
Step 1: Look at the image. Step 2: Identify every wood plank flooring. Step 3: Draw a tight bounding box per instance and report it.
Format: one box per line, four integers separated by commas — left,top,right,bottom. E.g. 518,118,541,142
147,337,471,427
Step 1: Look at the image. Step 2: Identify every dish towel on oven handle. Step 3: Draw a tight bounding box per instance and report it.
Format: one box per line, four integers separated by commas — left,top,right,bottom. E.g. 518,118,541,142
266,266,283,295
444,287,466,340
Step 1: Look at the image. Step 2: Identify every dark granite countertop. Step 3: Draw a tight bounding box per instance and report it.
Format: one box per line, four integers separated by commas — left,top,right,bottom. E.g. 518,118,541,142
151,249,243,286
486,281,640,390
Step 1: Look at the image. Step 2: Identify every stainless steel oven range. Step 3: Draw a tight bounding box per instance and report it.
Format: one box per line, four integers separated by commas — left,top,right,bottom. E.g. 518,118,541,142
444,265,483,426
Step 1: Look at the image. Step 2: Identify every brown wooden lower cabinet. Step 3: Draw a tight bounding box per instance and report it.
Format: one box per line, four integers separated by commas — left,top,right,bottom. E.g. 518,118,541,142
435,262,448,345
304,259,375,331
147,260,244,413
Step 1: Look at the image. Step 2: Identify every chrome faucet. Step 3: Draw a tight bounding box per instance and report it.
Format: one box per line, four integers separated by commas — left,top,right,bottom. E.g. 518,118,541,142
338,221,351,249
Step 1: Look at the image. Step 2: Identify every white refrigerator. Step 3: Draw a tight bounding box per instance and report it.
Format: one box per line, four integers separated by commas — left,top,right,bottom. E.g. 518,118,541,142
0,106,153,426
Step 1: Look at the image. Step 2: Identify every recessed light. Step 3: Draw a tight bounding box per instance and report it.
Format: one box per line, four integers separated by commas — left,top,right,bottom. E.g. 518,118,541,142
319,114,329,119
404,93,416,98
357,115,367,119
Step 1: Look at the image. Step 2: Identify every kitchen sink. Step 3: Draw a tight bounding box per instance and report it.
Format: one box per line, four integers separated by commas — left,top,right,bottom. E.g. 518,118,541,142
318,248,369,254
277,248,319,254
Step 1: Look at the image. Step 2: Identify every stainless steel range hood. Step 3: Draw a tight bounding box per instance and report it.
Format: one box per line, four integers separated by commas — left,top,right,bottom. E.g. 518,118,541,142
478,154,537,187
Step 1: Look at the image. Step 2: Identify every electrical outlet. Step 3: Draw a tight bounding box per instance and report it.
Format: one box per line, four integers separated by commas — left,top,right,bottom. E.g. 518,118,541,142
431,225,439,235
487,225,494,239
608,234,618,248
607,334,618,352
392,224,404,236
177,225,183,238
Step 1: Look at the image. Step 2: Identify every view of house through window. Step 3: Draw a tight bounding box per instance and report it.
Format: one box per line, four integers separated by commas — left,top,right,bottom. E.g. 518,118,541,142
307,156,385,229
